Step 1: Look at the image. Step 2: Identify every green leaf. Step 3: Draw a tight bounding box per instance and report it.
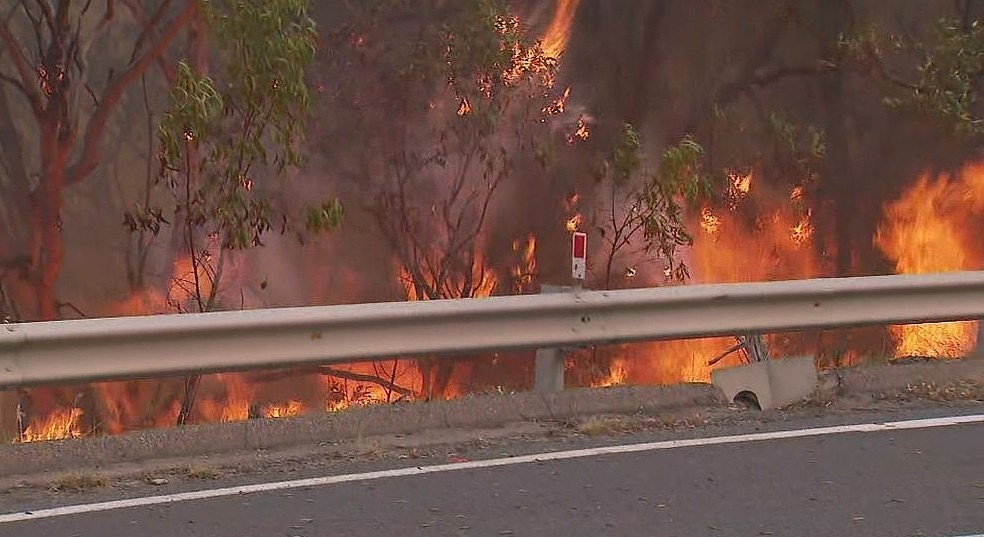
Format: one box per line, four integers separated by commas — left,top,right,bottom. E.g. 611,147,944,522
152,0,330,262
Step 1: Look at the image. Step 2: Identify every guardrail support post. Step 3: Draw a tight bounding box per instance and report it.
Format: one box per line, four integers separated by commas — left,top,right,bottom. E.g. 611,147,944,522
533,285,571,393
534,347,564,393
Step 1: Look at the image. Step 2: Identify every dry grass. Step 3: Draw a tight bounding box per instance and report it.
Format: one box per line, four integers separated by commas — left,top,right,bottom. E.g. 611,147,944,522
47,473,107,493
568,412,706,437
574,416,624,437
883,379,984,403
184,465,220,480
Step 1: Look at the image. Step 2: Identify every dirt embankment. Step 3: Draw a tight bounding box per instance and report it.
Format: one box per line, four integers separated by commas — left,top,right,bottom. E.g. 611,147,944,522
1,356,982,489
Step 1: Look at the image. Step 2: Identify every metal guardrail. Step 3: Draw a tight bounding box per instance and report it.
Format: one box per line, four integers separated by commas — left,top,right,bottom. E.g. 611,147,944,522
2,271,984,389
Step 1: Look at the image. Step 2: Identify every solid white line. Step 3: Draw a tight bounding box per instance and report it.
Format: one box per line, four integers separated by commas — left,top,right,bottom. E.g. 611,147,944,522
2,413,984,524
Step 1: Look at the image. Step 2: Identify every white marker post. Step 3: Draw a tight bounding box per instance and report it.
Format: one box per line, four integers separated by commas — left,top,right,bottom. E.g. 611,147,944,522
571,231,586,285
534,231,587,393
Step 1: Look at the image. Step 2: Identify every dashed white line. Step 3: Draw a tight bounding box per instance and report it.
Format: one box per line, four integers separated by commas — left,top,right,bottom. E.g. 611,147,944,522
2,412,984,524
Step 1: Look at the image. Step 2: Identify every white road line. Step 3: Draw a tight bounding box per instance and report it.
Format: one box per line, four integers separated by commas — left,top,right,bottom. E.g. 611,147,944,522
2,412,984,524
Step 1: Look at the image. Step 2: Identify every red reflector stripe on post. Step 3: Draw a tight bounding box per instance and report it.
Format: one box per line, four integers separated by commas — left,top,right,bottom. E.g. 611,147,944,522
572,232,586,258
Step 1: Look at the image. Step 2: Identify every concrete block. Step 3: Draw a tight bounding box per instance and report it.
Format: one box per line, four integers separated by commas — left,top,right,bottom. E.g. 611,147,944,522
711,356,817,410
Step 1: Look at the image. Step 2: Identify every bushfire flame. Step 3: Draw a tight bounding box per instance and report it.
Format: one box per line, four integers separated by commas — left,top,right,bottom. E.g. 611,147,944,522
13,5,984,444
264,400,304,419
511,233,538,293
540,0,580,59
875,165,984,357
18,407,84,443
595,175,823,387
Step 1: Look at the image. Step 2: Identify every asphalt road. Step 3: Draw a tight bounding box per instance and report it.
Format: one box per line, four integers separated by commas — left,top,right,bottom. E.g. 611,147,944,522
3,414,984,537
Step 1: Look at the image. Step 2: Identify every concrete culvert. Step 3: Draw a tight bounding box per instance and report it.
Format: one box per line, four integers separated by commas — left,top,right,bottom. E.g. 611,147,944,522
733,390,762,411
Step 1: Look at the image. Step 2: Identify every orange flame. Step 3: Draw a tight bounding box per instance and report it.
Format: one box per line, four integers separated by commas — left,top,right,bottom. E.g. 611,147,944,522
566,114,590,144
510,233,538,293
591,358,628,387
19,407,84,443
540,0,580,59
699,207,721,235
602,177,820,386
264,400,304,419
197,374,252,423
398,251,497,301
874,164,984,357
565,190,583,232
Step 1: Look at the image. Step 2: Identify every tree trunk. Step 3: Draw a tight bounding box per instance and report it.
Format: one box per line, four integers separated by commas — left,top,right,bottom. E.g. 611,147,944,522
35,121,70,320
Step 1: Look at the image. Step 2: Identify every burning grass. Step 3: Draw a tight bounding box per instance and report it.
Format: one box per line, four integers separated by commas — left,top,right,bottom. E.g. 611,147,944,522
17,407,85,443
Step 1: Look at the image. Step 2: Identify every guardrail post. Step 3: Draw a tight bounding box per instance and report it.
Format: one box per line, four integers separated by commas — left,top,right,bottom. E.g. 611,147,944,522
533,284,571,393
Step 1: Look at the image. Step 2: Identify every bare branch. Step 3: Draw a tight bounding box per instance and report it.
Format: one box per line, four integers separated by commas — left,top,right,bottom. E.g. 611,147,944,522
16,1,44,62
65,0,196,186
32,0,56,36
120,0,173,63
707,341,744,367
0,12,41,111
320,366,417,398
120,0,176,81
82,81,98,106
54,0,71,31
0,71,33,104
55,301,86,318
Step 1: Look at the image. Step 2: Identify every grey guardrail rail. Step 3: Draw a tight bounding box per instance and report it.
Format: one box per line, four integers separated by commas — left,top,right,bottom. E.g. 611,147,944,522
2,271,984,388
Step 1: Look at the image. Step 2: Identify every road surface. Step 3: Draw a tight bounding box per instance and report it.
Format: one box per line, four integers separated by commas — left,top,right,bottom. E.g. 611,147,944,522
2,410,984,537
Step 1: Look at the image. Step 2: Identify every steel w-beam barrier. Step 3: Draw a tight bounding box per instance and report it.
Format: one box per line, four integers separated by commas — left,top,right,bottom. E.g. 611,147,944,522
2,271,984,388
